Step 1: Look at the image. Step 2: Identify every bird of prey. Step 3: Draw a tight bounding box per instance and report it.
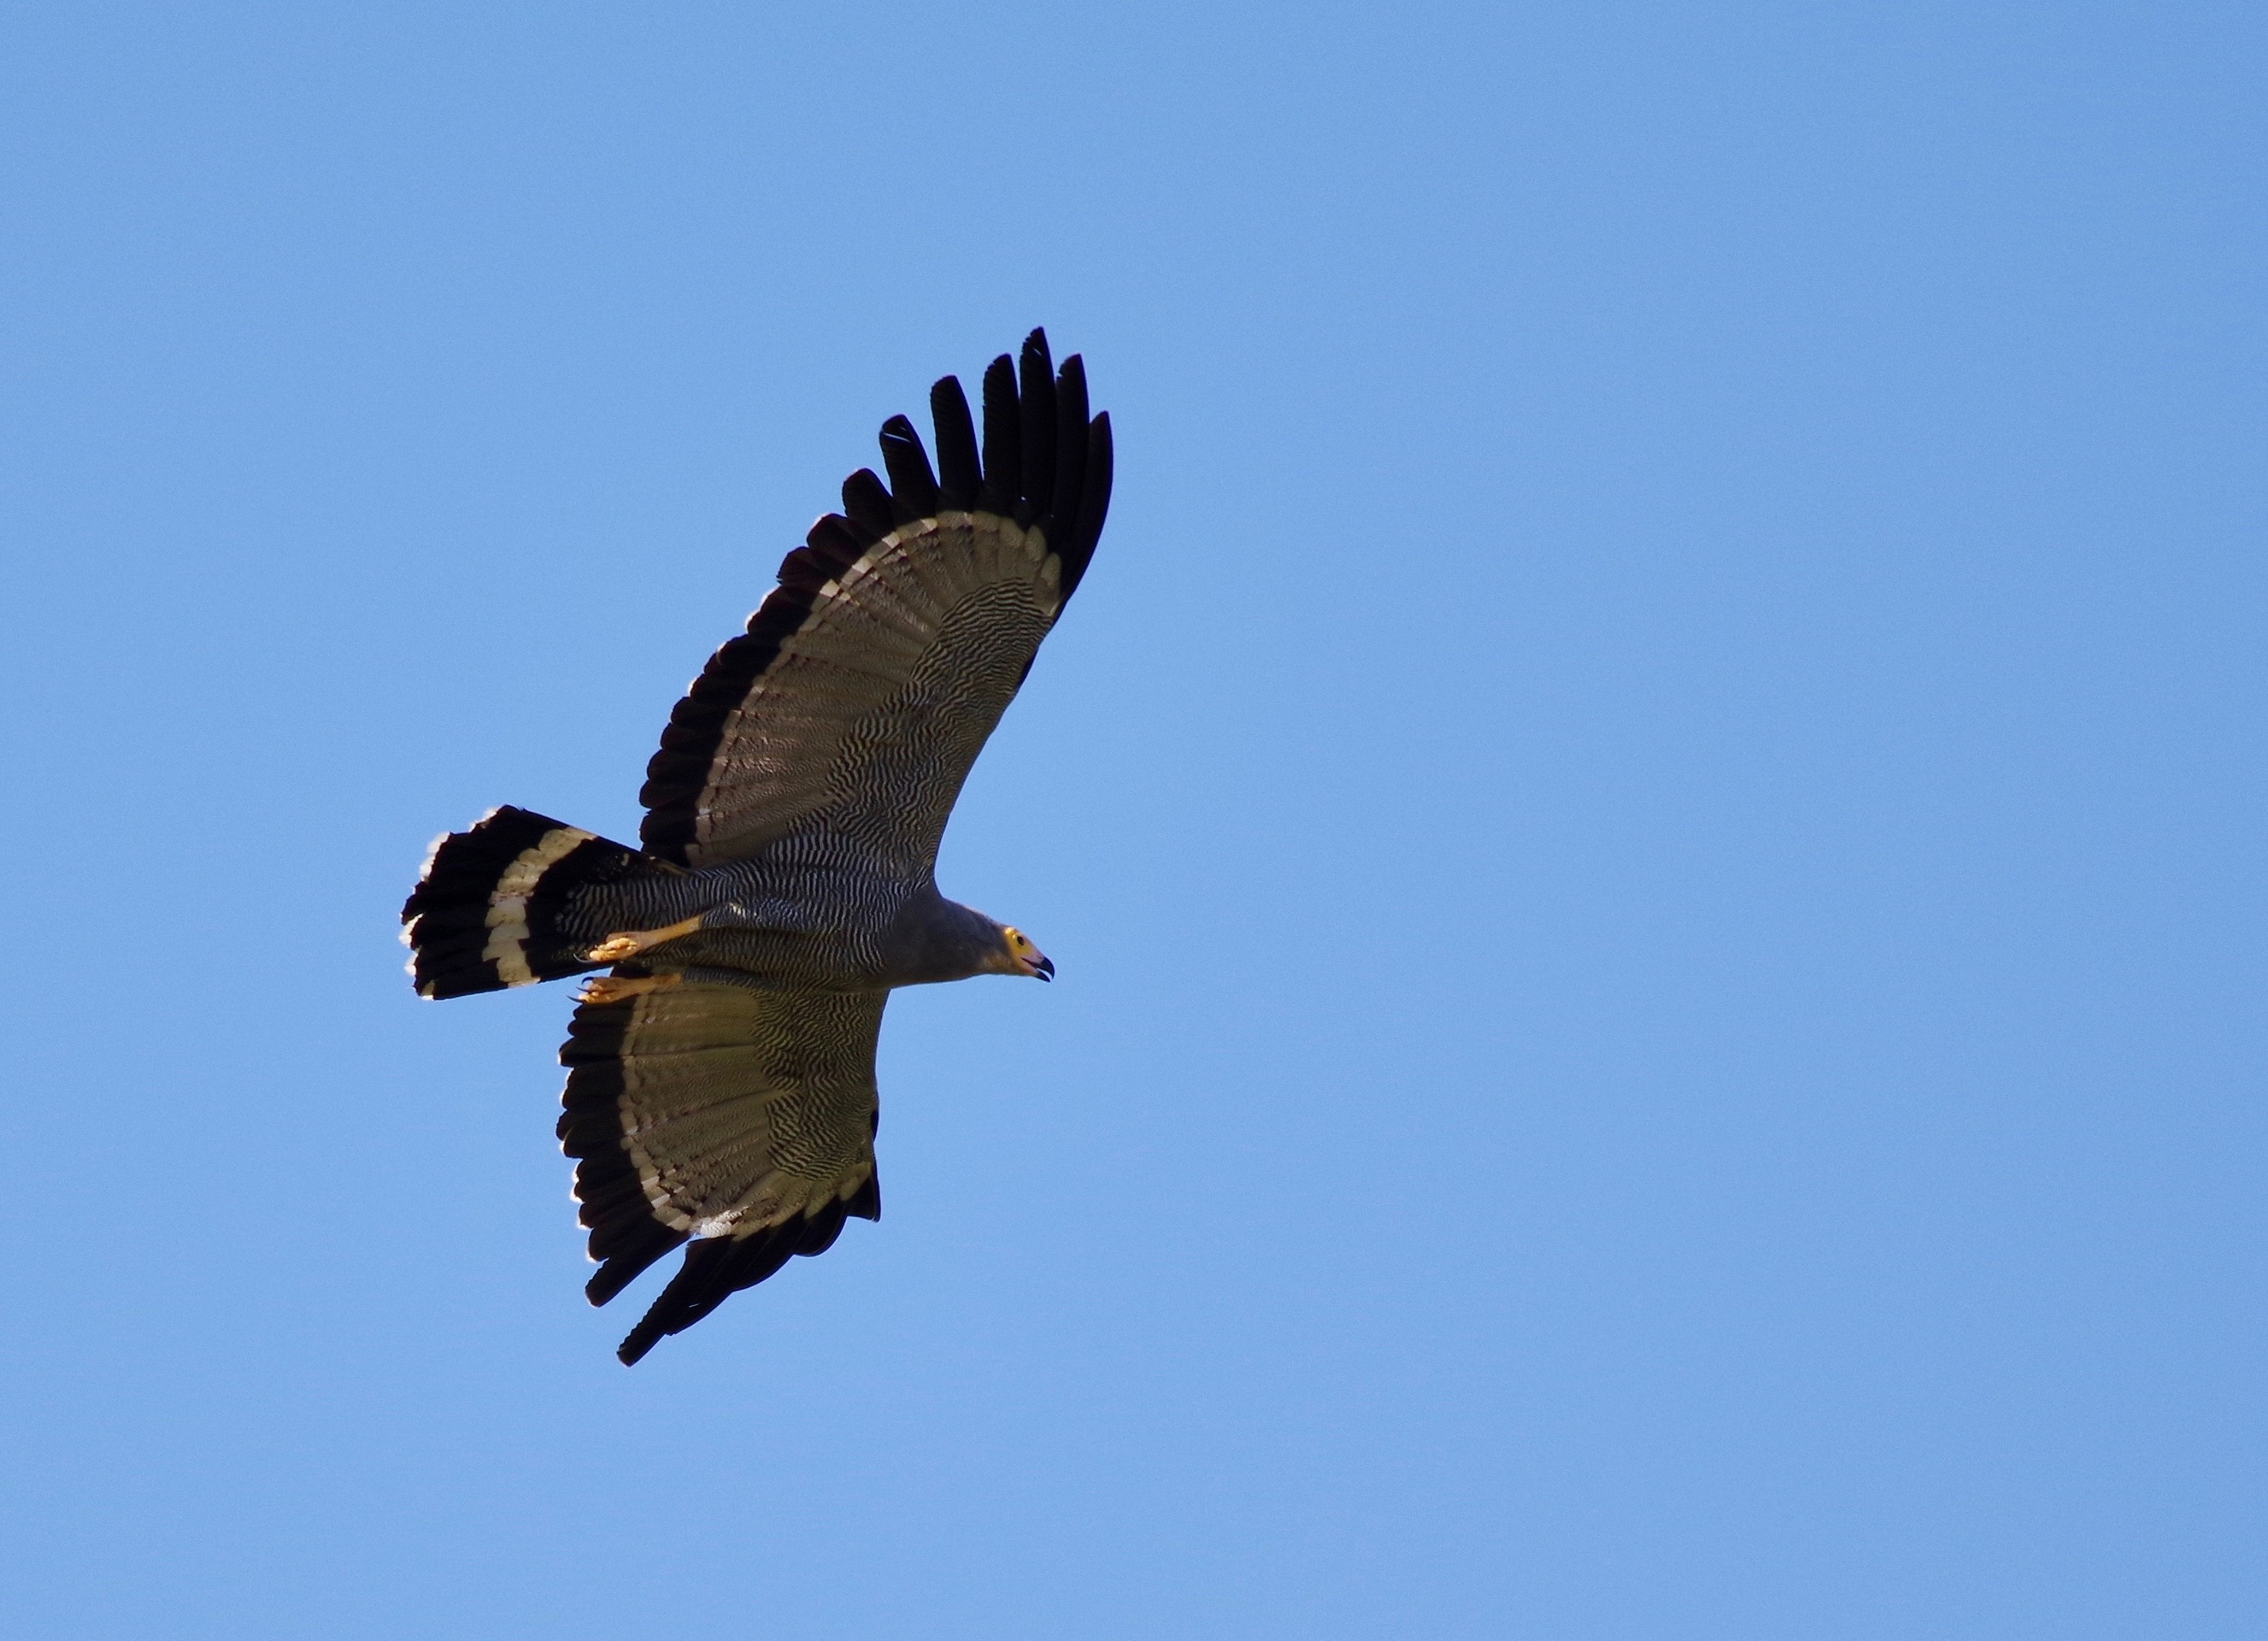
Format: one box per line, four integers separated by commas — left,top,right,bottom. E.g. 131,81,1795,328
401,330,1112,1363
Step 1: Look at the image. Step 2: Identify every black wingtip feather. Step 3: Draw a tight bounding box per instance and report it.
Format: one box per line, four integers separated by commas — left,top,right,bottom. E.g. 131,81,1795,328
1017,330,1056,527
930,377,980,509
978,354,1020,515
878,415,939,521
841,468,895,538
1063,411,1113,598
804,514,866,562
1049,355,1090,541
585,1224,689,1308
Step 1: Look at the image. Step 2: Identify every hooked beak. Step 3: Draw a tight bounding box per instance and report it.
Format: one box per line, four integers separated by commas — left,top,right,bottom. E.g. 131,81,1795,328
1001,926,1054,980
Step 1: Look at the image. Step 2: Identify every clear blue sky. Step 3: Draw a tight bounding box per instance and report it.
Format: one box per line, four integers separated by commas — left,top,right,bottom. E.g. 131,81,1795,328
2,3,2260,1636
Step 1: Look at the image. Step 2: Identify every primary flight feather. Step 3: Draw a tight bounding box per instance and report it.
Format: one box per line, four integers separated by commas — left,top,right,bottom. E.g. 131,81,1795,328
401,330,1113,1363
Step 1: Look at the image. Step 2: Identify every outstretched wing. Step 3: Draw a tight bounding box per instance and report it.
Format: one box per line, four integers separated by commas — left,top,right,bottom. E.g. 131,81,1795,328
639,327,1113,868
557,980,887,1363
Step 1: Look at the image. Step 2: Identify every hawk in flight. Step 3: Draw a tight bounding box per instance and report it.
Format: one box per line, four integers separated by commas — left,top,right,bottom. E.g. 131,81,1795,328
402,330,1112,1363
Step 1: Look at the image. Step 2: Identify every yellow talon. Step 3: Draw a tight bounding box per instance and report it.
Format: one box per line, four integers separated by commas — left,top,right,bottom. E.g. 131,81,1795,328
578,973,683,1005
585,914,704,962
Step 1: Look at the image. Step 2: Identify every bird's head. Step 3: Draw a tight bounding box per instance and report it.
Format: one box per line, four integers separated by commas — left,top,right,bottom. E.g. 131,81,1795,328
992,925,1055,981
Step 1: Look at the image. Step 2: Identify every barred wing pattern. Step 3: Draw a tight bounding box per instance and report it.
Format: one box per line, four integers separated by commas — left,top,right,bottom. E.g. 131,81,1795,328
559,983,887,1363
640,328,1113,868
522,329,1115,1363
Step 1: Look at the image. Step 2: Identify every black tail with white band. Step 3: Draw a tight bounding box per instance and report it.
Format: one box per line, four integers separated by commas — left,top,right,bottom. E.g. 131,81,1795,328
401,806,677,1000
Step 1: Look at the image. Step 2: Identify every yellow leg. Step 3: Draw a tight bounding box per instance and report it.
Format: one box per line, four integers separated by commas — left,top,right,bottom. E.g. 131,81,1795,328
585,914,704,963
578,972,683,1005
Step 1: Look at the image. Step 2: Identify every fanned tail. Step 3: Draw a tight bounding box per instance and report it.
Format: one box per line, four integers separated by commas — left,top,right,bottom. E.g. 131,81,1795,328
401,806,678,999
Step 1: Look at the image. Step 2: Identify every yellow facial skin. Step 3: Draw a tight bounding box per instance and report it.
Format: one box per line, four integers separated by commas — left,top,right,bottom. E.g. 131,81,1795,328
1000,926,1055,981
